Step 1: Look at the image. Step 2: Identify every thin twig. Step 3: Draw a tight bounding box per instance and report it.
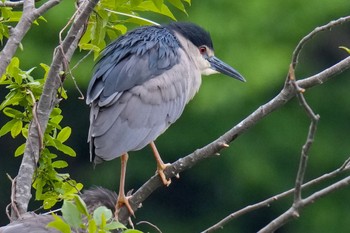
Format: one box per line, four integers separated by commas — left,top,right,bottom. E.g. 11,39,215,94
6,174,19,220
70,50,93,100
0,1,24,7
136,221,163,233
292,15,350,68
288,65,320,204
56,3,86,99
259,174,350,233
26,90,43,152
104,8,160,26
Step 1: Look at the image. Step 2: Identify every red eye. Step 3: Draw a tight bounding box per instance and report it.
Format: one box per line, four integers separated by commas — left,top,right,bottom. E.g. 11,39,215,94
199,46,207,54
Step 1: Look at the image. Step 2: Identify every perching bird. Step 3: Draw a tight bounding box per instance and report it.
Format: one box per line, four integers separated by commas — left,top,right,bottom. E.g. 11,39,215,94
0,187,119,233
86,22,245,217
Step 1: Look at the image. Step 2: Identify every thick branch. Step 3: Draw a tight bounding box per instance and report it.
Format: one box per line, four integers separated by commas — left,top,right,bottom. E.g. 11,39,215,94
116,55,350,223
12,0,99,219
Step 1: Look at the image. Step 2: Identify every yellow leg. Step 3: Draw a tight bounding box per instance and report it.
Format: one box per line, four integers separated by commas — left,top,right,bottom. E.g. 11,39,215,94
115,153,134,219
150,141,171,186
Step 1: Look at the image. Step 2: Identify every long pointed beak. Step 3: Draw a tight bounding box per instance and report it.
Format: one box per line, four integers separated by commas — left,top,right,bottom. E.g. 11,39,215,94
208,56,246,82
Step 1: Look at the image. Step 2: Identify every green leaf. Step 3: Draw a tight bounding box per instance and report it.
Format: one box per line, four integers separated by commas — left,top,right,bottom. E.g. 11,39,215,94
131,0,143,7
113,24,128,34
167,0,188,14
34,177,44,200
54,140,76,157
124,229,144,233
0,23,9,42
21,125,28,138
14,143,26,157
52,160,68,168
93,206,113,226
47,214,72,233
105,221,127,230
79,43,101,52
339,46,350,54
50,115,63,128
11,120,22,138
7,11,22,22
0,119,16,137
88,219,97,233
58,87,68,100
57,126,72,143
73,195,89,216
0,92,24,110
138,1,176,20
43,196,59,209
61,200,82,229
151,0,163,10
51,107,62,117
3,107,23,118
40,63,50,80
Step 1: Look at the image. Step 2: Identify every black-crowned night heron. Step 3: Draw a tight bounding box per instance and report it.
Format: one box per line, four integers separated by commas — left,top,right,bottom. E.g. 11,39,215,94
0,187,118,233
86,22,245,217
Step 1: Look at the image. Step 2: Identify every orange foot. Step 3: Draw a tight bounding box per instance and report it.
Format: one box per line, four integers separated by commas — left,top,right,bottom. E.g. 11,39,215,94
157,162,171,186
115,194,134,220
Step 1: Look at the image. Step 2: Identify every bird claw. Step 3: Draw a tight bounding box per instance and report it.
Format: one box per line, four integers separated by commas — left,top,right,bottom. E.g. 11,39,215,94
115,194,134,221
157,163,171,186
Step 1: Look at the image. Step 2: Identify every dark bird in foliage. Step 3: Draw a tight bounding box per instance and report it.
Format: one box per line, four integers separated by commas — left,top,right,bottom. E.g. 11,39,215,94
86,22,245,216
0,187,118,233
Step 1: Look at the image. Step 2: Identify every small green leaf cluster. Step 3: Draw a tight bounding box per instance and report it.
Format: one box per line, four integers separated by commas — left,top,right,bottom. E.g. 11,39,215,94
0,57,82,209
0,7,46,44
0,7,22,42
80,0,191,59
47,194,143,233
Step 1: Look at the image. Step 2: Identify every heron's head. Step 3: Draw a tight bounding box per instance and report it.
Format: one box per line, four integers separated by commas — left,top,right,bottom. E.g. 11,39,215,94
167,22,246,82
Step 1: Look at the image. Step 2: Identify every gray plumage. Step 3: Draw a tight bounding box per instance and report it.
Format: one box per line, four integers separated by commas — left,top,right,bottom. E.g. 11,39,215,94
87,22,245,164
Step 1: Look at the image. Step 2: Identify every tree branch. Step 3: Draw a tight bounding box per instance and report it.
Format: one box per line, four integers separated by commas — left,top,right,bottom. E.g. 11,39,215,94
291,15,350,68
12,0,99,219
201,157,350,233
259,174,350,233
199,16,350,232
116,53,350,223
0,0,62,78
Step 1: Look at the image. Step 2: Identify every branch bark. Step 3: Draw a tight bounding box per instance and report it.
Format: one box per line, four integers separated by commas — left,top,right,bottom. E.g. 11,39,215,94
11,0,99,219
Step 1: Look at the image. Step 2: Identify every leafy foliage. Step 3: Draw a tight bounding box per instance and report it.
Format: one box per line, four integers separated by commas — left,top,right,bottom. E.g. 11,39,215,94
79,0,191,58
47,194,130,233
0,57,82,209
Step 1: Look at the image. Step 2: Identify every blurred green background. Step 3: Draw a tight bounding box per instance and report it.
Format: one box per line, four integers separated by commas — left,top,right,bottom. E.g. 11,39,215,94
1,0,350,232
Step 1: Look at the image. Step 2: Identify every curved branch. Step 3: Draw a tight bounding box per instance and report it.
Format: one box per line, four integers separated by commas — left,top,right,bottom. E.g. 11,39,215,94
116,54,350,223
291,15,350,68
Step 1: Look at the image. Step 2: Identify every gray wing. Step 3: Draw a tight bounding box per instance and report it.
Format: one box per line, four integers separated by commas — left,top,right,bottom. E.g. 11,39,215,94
88,45,200,162
86,25,180,105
